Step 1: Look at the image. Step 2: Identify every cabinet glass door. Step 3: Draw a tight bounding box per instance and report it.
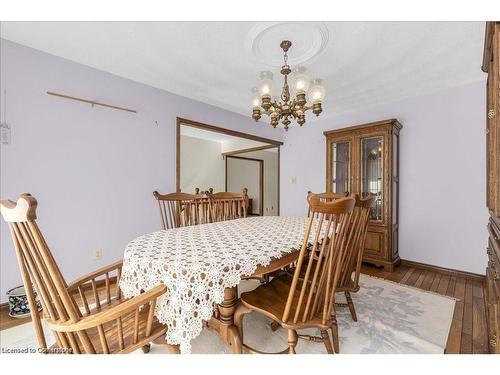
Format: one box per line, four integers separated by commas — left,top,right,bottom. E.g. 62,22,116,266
331,141,350,193
361,136,383,221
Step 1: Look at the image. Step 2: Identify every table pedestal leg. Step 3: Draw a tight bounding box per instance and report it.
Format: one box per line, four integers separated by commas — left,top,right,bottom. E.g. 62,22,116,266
207,286,242,354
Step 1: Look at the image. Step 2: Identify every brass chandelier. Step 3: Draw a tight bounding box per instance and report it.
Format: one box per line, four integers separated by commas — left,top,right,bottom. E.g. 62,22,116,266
251,40,325,130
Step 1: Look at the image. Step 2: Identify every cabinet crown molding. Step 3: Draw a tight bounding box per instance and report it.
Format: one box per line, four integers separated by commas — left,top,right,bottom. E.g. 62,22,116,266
323,118,402,137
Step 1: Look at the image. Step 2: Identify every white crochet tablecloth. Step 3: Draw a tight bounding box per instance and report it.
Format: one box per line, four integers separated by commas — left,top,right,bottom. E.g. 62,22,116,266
119,216,315,353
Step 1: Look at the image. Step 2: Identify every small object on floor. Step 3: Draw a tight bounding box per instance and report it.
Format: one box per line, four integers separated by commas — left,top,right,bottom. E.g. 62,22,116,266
6,285,41,319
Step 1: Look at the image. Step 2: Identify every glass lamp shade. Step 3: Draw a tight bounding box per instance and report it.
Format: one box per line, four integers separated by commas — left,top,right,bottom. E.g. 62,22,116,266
291,72,310,94
308,81,326,103
259,78,274,96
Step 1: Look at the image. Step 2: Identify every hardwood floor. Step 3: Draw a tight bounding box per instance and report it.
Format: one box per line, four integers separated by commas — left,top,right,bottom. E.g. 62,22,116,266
360,263,489,354
0,264,489,354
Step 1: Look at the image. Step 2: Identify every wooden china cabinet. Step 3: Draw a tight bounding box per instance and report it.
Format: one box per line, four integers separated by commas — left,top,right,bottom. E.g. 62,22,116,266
482,21,500,354
325,119,402,272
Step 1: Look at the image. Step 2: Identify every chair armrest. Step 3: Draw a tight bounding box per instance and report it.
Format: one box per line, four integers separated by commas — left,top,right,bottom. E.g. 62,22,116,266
67,260,123,292
46,284,167,333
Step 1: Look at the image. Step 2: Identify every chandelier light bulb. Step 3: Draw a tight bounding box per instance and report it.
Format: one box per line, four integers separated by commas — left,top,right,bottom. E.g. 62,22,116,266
251,95,261,108
259,78,273,96
291,68,310,94
258,71,274,96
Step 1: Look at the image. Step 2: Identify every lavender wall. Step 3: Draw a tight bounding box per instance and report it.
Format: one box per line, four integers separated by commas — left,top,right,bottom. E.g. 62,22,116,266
0,38,489,304
280,80,489,274
0,39,283,302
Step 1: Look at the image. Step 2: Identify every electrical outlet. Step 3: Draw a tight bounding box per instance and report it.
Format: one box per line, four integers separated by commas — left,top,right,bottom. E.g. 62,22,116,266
94,248,102,260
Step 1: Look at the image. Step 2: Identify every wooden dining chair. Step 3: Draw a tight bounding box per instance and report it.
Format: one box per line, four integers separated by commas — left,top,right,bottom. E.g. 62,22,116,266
336,194,375,323
294,193,375,352
234,194,356,354
207,188,249,222
153,191,207,229
0,194,174,354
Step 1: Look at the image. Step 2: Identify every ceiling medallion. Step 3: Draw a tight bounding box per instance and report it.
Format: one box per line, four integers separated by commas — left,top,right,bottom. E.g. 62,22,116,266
251,40,326,130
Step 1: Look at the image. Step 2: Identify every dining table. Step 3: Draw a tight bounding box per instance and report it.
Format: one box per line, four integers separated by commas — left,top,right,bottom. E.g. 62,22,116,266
119,216,320,354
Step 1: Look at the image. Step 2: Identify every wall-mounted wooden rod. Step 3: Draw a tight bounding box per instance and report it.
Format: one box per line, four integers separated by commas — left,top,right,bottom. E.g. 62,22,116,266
47,91,137,113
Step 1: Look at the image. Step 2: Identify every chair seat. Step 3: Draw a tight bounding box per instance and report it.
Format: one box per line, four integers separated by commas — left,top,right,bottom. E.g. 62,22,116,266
240,274,330,330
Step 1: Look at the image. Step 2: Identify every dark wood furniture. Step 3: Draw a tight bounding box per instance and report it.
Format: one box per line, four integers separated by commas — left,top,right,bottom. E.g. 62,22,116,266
324,119,402,271
482,21,500,354
0,194,175,354
233,195,356,354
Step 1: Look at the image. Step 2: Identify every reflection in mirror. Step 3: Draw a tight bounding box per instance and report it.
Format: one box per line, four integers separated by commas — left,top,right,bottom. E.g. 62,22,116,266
179,122,279,216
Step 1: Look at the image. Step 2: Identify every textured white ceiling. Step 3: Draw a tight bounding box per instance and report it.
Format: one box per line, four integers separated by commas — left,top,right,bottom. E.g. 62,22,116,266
0,21,486,119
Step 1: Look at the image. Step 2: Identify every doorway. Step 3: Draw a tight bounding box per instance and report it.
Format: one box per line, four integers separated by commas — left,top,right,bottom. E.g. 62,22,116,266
226,155,264,215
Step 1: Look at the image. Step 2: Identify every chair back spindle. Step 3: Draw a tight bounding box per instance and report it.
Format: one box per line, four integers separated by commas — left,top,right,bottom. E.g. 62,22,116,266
153,191,207,229
338,193,375,291
208,189,249,222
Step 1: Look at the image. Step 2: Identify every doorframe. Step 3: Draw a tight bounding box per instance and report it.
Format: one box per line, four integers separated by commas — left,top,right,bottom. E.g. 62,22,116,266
176,117,282,214
225,155,264,216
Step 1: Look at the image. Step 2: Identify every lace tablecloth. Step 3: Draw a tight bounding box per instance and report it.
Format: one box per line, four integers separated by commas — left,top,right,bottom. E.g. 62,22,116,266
119,216,314,353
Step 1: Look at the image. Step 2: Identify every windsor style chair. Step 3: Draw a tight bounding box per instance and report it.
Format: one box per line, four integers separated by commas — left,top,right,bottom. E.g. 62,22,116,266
306,193,374,307
153,191,207,229
336,193,375,322
207,189,249,222
233,194,356,354
289,193,375,352
0,194,174,354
